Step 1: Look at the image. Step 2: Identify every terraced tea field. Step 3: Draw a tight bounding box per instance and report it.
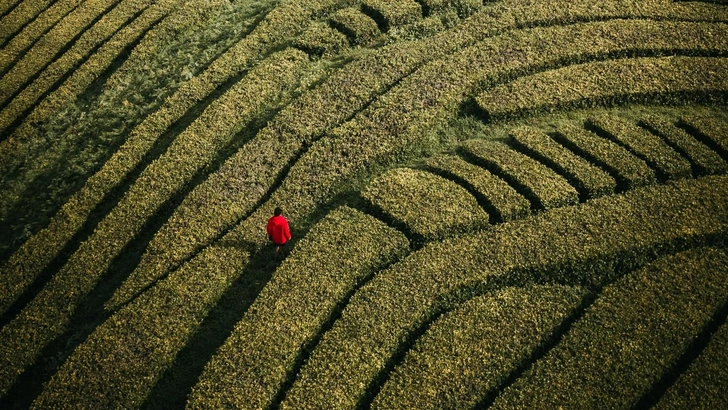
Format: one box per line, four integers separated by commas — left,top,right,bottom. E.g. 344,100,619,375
1,0,727,408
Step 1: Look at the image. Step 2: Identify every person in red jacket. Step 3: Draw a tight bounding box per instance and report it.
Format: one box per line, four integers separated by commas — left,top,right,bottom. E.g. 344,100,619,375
267,207,291,254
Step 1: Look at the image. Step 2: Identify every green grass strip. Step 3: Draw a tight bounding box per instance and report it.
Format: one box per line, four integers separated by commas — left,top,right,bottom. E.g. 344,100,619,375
654,321,728,410
281,176,728,409
0,0,84,70
476,56,728,122
329,7,381,46
187,206,409,409
587,113,693,181
425,154,530,222
554,124,656,190
0,0,55,44
0,49,308,396
373,285,588,409
362,167,490,241
31,243,251,409
0,0,138,107
0,0,186,133
491,247,728,409
639,114,728,176
461,139,579,209
0,0,347,316
509,126,616,200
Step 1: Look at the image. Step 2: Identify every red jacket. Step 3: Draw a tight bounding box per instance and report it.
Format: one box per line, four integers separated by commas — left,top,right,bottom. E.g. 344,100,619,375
267,215,291,245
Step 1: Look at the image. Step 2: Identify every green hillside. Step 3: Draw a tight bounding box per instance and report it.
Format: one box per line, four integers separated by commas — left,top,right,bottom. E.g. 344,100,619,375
1,0,727,408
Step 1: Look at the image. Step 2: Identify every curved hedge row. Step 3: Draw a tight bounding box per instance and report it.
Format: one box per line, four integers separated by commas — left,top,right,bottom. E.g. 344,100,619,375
30,240,251,409
0,49,308,396
509,126,616,200
187,206,409,409
361,167,489,241
461,139,579,210
362,0,422,32
373,285,588,409
293,22,349,57
654,320,728,410
0,0,143,108
425,154,530,223
553,124,656,190
587,114,693,181
328,7,381,46
475,56,728,122
0,0,84,71
0,0,348,315
0,0,185,134
280,176,728,409
491,247,728,409
679,114,728,157
639,114,728,176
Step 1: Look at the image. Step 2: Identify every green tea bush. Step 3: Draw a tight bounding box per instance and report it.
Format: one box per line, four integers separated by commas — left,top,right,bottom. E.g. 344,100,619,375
509,126,616,200
373,285,588,409
461,139,579,210
0,0,186,133
188,206,409,409
654,321,728,410
639,114,728,176
281,176,728,410
328,7,380,46
553,124,656,190
425,154,530,222
419,0,482,18
0,0,146,108
679,114,728,157
362,0,422,32
31,244,250,409
475,56,728,122
0,0,55,44
0,49,308,396
587,114,693,181
0,0,347,316
491,247,728,409
294,22,349,57
361,167,489,241
0,0,84,72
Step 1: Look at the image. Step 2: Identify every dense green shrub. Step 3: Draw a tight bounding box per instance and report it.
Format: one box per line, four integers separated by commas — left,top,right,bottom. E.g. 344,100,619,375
475,56,728,122
373,285,588,409
328,7,380,46
491,247,728,409
419,0,482,18
425,154,530,222
654,321,728,410
639,114,728,176
361,167,489,241
553,124,656,190
0,0,56,44
461,139,579,210
509,126,616,200
281,176,728,409
0,49,309,396
188,206,409,409
587,114,693,180
294,22,349,57
678,114,728,156
362,0,422,32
